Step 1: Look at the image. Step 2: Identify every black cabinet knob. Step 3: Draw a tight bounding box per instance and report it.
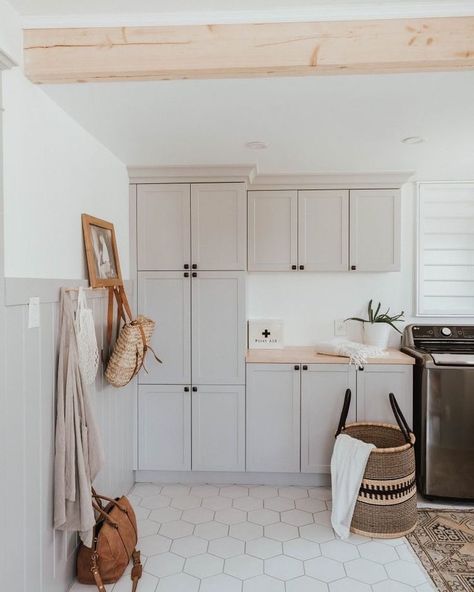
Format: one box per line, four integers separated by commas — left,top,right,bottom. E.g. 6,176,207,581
302,365,308,370
299,265,305,270
192,272,197,277
192,264,197,269
351,265,357,271
184,264,189,269
291,265,297,270
184,386,189,392
294,365,300,371
192,386,198,392
184,272,189,277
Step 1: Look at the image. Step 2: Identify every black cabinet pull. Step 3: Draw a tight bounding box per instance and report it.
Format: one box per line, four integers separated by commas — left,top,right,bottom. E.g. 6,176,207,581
351,265,357,271
192,264,197,269
291,265,297,270
192,272,197,277
299,265,305,270
184,386,189,392
192,386,198,392
184,264,189,269
294,365,300,371
302,365,308,370
184,272,189,277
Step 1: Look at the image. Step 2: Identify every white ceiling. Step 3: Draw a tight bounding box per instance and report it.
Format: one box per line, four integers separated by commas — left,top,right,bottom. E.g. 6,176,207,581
42,71,474,178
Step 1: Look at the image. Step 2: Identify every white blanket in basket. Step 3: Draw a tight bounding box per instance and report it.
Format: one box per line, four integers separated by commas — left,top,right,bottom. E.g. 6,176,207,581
331,434,375,539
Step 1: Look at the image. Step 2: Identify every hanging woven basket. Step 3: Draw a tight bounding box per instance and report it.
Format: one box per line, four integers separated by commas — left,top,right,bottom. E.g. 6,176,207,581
335,390,417,538
105,315,157,387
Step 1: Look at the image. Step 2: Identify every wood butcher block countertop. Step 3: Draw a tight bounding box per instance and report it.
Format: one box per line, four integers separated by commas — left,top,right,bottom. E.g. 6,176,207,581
246,346,415,365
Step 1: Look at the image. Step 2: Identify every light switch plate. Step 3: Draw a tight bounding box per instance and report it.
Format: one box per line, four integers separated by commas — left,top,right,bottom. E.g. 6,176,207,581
28,297,40,328
334,318,347,336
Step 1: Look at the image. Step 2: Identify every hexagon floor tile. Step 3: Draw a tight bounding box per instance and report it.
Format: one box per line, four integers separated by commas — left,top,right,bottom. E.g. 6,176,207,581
224,554,264,579
71,482,435,592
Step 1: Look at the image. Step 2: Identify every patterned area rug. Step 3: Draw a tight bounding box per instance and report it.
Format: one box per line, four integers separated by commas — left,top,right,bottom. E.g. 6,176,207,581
406,509,474,592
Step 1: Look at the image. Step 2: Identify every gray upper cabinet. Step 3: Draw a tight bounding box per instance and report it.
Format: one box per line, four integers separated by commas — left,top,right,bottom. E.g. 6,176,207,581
191,183,247,270
138,271,191,385
248,190,298,271
356,365,413,426
350,189,401,272
137,184,191,271
192,271,246,385
298,190,349,271
301,364,356,474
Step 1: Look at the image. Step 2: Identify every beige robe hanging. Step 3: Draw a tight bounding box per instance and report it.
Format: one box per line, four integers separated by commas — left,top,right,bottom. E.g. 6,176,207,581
54,289,105,547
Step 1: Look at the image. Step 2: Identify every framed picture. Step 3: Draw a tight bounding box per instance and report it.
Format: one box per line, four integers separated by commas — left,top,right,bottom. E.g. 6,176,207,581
82,214,123,287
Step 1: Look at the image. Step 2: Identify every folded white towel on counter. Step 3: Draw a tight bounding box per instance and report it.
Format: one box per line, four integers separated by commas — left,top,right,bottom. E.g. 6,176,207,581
331,434,375,539
316,339,387,366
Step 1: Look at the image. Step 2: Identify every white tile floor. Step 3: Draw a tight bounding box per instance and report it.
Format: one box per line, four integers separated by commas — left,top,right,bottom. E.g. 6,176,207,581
71,483,436,592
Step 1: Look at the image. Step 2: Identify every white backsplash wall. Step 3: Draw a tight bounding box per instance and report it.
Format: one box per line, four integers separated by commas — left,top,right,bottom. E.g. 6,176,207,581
1,280,135,592
247,183,473,346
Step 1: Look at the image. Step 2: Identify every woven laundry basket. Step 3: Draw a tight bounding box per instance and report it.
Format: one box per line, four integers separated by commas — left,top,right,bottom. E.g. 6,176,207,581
335,390,417,538
105,316,156,387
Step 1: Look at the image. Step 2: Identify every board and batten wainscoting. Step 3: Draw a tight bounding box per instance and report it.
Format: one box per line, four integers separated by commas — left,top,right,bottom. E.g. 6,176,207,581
0,279,135,592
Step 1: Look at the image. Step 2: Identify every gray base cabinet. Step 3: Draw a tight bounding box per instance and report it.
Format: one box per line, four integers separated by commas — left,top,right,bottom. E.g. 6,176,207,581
246,364,301,472
356,364,413,426
301,364,356,474
246,362,413,474
192,385,245,472
138,385,191,471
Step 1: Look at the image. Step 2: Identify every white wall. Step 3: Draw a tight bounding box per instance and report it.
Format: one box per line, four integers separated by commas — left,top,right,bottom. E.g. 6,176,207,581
247,183,474,346
0,0,21,64
2,67,130,279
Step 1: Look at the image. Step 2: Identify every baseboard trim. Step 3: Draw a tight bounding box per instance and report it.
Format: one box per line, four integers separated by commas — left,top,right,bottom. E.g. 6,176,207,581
135,470,330,487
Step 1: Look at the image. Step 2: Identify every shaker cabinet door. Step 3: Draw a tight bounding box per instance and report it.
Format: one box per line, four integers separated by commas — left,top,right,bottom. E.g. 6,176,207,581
191,271,246,385
137,184,191,270
301,364,356,474
246,364,301,472
350,189,401,271
248,191,298,271
192,385,245,471
138,385,191,471
356,364,413,426
191,183,247,270
298,190,349,271
138,272,191,384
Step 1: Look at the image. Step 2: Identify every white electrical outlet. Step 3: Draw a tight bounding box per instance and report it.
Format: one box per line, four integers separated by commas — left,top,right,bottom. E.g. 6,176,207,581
334,318,347,336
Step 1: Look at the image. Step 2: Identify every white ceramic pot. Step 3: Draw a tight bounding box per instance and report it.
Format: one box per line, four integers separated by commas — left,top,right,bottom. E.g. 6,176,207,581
363,323,391,349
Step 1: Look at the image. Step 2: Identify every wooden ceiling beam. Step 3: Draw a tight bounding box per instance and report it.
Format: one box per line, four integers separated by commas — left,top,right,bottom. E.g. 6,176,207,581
23,17,474,84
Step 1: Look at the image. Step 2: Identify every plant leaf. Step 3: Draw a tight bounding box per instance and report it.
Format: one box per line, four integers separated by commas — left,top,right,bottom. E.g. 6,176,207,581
374,302,381,320
368,300,373,323
345,317,367,323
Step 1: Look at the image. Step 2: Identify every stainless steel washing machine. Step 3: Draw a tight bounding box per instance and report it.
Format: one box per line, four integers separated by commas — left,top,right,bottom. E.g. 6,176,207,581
402,324,474,501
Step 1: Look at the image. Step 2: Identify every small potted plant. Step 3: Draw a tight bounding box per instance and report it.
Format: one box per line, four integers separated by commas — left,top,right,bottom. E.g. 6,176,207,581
346,300,405,348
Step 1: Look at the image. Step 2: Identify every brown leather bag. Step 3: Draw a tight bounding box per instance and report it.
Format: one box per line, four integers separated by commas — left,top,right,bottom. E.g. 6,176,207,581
76,490,142,592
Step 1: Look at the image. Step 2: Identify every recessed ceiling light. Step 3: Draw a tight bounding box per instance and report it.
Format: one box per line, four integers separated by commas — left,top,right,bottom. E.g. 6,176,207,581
401,136,424,145
245,141,269,150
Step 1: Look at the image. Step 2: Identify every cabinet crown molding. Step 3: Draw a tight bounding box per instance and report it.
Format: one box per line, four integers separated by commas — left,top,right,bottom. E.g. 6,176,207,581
129,166,413,189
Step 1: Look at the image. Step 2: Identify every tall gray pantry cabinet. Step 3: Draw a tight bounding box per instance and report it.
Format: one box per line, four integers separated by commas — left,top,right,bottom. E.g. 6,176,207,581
136,183,247,472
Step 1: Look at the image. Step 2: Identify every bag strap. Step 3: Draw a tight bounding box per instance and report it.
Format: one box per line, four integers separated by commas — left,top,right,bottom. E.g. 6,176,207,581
89,548,142,592
335,389,352,438
90,551,107,592
389,392,412,444
105,285,133,357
